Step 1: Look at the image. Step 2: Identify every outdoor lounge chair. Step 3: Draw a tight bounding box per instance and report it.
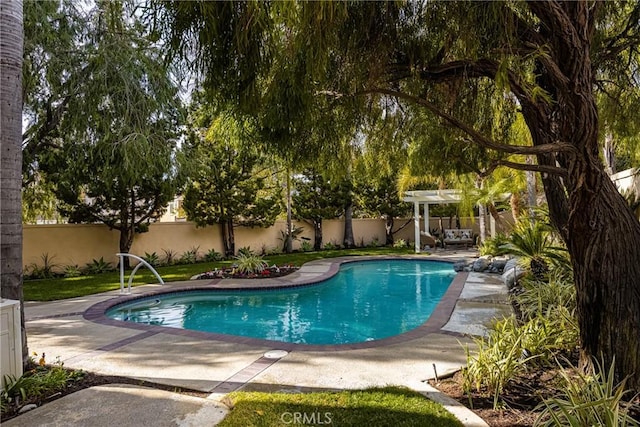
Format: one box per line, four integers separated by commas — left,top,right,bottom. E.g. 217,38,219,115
443,229,474,248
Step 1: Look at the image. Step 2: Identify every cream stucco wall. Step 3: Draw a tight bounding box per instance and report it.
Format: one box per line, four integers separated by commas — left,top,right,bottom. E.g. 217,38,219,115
23,219,390,270
23,214,513,270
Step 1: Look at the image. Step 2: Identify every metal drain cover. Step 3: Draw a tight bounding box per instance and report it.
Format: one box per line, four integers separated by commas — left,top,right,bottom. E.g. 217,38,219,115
263,350,289,359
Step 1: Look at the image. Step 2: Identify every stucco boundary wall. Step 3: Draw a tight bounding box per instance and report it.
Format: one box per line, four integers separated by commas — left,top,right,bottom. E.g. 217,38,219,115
23,215,512,270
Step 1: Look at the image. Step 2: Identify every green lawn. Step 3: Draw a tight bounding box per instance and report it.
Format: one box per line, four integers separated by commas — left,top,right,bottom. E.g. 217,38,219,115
219,386,463,427
23,247,419,301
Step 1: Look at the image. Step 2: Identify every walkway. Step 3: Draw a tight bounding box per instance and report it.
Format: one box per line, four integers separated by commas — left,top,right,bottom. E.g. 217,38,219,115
8,251,511,427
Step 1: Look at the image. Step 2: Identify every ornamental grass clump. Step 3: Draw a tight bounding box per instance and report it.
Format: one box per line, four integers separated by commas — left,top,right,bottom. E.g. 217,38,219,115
234,252,268,275
462,318,538,409
534,358,640,427
463,243,581,409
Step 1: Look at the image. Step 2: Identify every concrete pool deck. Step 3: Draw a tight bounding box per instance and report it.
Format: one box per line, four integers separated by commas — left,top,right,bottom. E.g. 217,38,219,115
9,251,512,427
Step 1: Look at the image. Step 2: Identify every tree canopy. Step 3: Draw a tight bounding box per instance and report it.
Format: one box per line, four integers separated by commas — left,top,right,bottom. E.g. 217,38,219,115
182,103,282,256
153,0,640,390
37,1,184,267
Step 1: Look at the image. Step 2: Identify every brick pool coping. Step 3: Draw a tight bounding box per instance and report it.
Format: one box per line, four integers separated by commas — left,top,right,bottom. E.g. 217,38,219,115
83,255,469,352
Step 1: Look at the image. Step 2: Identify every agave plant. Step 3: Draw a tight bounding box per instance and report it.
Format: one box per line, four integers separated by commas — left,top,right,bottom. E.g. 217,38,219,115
501,220,567,280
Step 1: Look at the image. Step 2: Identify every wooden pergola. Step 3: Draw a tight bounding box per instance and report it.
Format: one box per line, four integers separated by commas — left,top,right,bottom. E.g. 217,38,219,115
402,189,462,253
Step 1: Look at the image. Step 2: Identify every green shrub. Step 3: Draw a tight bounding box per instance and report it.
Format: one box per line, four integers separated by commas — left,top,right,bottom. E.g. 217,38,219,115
83,257,113,275
1,359,83,411
142,252,160,266
393,239,406,248
237,246,253,257
300,240,313,252
25,253,60,279
179,246,200,264
323,242,339,250
264,246,283,256
234,252,268,274
500,220,566,280
518,309,579,366
204,249,223,262
463,310,579,409
278,226,305,251
535,358,640,427
478,234,510,256
62,264,82,278
462,317,538,409
516,273,577,320
161,248,177,265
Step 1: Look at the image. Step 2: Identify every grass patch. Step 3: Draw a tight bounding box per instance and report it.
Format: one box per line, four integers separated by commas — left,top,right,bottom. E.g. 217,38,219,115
23,247,418,301
219,386,463,427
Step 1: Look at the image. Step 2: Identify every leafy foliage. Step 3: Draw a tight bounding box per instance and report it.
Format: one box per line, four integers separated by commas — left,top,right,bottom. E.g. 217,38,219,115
292,169,347,251
25,253,59,279
182,104,282,256
83,257,113,275
501,220,567,280
278,225,305,252
535,359,640,427
142,252,160,267
478,234,511,256
161,249,178,266
179,247,200,265
204,249,223,262
393,239,407,249
234,253,268,275
463,313,579,409
34,3,184,264
1,358,83,412
463,249,579,409
62,264,82,278
517,273,577,321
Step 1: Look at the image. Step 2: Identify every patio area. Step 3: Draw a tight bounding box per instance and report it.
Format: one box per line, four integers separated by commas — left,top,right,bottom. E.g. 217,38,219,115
10,252,511,426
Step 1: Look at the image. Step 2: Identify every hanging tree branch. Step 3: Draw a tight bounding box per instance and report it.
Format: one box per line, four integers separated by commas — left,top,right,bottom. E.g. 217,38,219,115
362,87,577,157
491,159,568,177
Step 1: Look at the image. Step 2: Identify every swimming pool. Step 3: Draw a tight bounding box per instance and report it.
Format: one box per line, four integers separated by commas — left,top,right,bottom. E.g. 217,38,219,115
106,259,455,345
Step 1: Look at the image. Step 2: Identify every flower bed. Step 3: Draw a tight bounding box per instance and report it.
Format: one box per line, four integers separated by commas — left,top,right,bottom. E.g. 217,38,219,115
190,265,299,280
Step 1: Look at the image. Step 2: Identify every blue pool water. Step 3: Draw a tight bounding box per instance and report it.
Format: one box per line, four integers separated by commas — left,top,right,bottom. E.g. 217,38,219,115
106,260,455,345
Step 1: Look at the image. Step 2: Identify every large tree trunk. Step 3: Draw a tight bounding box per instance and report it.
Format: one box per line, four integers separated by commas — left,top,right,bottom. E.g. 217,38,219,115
385,214,394,245
313,218,323,251
117,203,134,269
285,168,293,253
118,228,135,270
525,156,537,220
343,201,355,248
477,204,486,245
603,132,615,175
0,0,27,365
510,192,521,222
225,219,236,257
568,166,640,390
524,0,640,389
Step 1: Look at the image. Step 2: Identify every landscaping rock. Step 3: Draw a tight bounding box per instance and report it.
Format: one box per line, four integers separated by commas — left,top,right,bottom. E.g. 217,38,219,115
453,261,467,272
472,257,491,272
490,257,509,271
503,257,520,273
19,404,38,414
501,261,527,289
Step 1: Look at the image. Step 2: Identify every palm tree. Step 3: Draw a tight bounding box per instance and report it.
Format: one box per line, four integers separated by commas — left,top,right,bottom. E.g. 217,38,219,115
502,220,566,280
1,0,28,364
